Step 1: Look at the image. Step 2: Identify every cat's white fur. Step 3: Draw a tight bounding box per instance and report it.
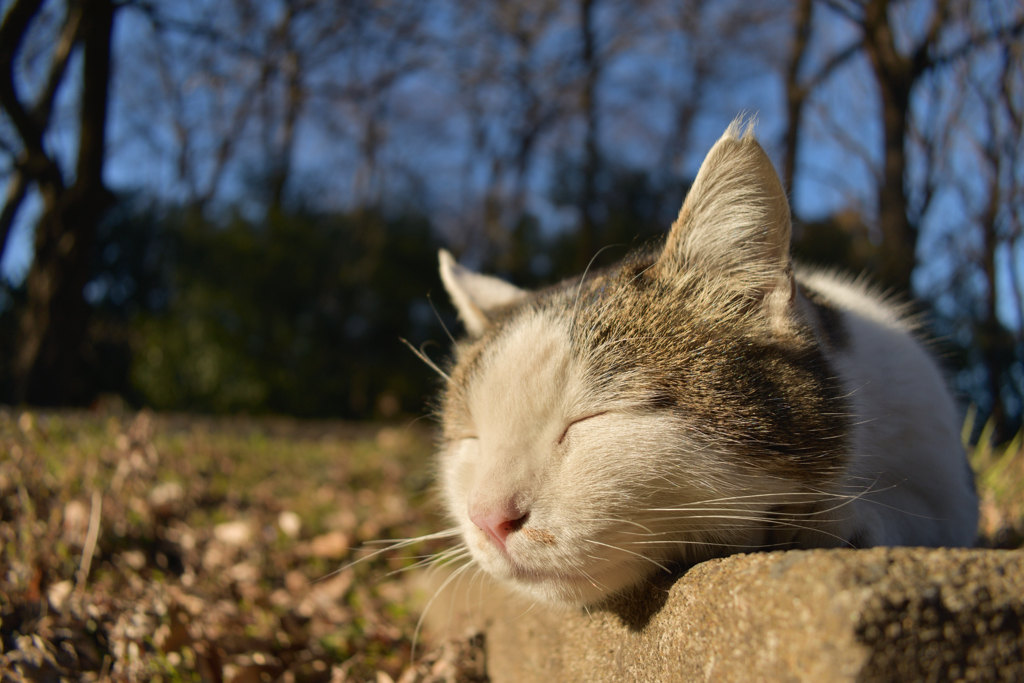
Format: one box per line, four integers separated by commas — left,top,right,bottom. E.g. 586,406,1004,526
434,120,979,607
796,270,978,547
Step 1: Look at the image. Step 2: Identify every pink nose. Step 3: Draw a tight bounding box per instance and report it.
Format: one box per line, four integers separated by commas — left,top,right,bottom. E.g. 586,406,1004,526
469,508,529,551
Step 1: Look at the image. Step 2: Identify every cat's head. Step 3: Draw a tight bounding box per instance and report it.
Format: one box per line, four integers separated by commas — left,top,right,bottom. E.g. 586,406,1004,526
435,121,849,607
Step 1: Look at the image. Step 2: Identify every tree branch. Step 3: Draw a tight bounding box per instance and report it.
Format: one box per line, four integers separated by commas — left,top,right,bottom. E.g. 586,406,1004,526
816,0,864,24
0,165,28,263
73,0,115,198
784,0,814,195
130,1,263,59
808,96,884,186
802,38,864,95
926,15,1024,72
30,3,83,129
0,0,48,155
911,0,951,77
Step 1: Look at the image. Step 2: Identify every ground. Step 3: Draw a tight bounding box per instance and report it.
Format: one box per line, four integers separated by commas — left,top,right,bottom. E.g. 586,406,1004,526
0,408,1021,682
0,410,486,682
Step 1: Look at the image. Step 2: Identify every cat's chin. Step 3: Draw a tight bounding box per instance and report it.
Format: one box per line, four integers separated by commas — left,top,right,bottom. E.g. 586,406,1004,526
504,566,641,608
475,549,645,607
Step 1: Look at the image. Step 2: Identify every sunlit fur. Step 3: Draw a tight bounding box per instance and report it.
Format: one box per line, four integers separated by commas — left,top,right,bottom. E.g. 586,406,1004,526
431,119,979,608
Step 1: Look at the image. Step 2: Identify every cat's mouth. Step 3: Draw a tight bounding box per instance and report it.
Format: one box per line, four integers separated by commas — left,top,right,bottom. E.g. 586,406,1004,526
501,554,625,590
507,562,565,582
505,562,594,587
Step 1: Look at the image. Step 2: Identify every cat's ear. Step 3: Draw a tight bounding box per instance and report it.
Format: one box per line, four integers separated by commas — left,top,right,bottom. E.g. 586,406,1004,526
660,119,795,324
439,249,527,336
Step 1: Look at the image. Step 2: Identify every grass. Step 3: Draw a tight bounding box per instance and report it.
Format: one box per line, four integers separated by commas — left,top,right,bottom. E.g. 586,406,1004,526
1,407,1022,682
966,409,1024,549
0,409,486,683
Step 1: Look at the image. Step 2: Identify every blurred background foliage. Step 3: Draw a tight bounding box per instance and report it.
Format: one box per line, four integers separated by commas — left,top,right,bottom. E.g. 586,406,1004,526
0,0,1022,435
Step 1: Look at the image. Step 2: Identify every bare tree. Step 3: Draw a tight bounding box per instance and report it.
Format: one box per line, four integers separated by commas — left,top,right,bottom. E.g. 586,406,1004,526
443,0,572,261
787,0,1023,427
913,0,1024,430
0,0,117,404
444,0,758,266
794,0,1023,294
122,0,429,212
575,0,601,268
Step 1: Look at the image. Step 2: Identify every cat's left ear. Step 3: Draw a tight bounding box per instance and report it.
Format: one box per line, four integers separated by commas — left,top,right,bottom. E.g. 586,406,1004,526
660,118,795,326
439,250,527,337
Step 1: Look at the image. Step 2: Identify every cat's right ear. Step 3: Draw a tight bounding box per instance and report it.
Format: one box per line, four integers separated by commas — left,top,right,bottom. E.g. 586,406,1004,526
657,119,795,332
439,249,527,337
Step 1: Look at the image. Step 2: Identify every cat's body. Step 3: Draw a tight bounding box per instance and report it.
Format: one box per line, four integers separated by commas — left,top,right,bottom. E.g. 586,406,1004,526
434,120,978,608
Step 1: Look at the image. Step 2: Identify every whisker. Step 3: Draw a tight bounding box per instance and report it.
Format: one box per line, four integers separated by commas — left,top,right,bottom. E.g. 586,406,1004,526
383,547,472,577
509,600,539,623
583,517,656,534
427,291,457,345
400,337,456,386
649,489,849,507
645,513,853,545
321,528,464,581
412,559,478,661
360,528,463,546
583,539,672,573
578,567,610,595
642,500,855,519
627,538,805,550
571,243,625,331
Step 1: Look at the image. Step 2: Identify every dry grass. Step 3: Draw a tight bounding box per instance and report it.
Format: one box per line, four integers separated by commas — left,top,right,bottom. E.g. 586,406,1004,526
0,409,485,683
2,408,1021,682
966,411,1024,549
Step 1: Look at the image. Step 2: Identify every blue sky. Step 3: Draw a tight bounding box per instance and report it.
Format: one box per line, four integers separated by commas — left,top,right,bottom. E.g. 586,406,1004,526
2,0,1021,336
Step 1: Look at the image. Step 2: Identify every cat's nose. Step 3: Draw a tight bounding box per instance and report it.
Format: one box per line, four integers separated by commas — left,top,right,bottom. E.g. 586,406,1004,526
469,506,529,551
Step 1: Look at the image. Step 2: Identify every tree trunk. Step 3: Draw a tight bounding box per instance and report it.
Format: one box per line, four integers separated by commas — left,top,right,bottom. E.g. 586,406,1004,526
783,0,813,199
13,0,116,405
874,78,915,294
978,225,1008,434
577,0,598,270
862,0,917,295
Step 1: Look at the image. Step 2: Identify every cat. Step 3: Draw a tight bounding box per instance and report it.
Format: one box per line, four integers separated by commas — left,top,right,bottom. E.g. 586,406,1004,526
432,119,979,608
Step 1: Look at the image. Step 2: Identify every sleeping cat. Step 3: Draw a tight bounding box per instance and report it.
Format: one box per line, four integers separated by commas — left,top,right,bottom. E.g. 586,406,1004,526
433,119,979,608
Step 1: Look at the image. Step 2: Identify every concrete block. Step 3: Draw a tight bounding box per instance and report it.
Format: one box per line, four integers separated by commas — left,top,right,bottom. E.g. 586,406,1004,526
421,547,1024,682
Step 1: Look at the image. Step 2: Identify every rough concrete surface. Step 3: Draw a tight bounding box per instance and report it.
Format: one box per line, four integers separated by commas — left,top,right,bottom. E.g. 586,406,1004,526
419,548,1024,682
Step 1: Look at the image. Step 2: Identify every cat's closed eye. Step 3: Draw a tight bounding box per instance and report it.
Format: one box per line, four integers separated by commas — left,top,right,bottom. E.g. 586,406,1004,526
557,411,608,444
